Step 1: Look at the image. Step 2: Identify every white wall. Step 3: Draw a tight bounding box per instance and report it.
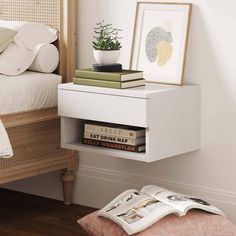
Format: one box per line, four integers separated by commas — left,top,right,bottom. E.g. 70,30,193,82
75,0,236,220
5,0,236,222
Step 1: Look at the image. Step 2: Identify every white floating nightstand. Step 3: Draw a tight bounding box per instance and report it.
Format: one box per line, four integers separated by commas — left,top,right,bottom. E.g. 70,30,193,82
58,83,200,162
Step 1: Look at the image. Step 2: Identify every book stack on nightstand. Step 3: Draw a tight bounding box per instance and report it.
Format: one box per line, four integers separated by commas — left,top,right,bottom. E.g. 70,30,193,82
73,68,145,89
82,121,146,153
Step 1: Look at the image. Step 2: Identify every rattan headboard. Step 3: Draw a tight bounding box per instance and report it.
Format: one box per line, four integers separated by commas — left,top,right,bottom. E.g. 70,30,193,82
0,0,76,82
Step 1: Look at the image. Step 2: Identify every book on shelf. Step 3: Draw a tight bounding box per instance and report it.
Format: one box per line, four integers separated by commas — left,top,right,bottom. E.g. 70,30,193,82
75,68,143,82
82,138,145,153
73,77,145,89
84,122,145,139
84,131,145,146
98,185,224,235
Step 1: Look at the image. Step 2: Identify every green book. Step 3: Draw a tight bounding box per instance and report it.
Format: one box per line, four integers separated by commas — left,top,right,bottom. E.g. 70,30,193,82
75,68,143,82
73,77,145,89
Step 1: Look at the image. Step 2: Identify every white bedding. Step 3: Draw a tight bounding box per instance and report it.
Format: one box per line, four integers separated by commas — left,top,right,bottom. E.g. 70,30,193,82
0,20,58,76
0,71,62,115
0,119,13,158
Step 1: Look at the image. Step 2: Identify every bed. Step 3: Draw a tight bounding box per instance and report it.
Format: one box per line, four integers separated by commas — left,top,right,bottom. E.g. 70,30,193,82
0,72,61,115
0,0,77,205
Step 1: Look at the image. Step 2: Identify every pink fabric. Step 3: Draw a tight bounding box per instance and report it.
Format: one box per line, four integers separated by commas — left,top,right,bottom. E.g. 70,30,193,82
78,210,236,236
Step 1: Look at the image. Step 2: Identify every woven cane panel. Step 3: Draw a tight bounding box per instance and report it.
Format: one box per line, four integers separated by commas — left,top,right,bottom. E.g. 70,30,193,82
0,0,60,28
0,119,70,170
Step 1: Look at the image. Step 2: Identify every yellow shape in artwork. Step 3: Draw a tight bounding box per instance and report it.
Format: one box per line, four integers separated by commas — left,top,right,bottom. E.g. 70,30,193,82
156,41,173,66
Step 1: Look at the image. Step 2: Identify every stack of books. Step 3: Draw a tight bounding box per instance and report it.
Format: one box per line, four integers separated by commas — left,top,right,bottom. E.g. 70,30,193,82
82,122,146,153
73,68,145,89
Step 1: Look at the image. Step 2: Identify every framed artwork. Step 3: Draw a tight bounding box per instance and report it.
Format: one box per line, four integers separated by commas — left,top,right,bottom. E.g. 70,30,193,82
130,2,192,85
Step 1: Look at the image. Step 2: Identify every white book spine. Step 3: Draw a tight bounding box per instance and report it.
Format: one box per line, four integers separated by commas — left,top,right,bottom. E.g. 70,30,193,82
84,131,145,146
84,124,145,138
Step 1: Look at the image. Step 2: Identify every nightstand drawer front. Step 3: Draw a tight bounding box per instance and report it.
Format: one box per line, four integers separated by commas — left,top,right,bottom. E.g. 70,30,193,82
58,90,147,127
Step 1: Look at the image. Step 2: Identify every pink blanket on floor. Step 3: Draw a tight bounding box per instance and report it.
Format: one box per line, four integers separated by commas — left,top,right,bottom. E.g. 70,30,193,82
79,210,236,236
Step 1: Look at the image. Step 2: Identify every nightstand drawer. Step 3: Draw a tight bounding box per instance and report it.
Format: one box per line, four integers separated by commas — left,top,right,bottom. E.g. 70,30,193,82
58,89,147,127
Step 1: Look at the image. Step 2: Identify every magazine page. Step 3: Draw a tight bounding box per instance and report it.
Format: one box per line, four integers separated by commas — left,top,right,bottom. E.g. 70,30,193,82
141,185,169,197
99,189,142,214
142,185,224,216
98,189,177,235
155,191,224,216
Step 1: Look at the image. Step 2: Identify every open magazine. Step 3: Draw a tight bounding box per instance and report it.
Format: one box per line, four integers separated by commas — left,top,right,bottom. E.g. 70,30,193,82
98,185,224,235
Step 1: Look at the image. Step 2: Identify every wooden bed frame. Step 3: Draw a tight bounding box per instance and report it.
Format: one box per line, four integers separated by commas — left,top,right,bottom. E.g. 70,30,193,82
0,0,77,205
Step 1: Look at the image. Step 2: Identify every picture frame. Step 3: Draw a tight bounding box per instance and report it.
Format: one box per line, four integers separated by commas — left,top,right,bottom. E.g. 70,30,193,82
130,2,192,85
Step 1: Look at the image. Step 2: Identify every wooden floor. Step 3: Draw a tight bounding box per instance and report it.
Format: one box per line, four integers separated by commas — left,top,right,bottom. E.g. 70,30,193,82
0,188,96,236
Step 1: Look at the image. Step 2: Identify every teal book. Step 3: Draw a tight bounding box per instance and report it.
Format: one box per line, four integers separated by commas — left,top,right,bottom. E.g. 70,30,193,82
75,68,143,82
73,77,145,89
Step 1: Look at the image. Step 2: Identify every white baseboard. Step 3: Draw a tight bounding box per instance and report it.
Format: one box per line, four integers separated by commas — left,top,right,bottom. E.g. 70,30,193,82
74,164,236,223
4,164,236,223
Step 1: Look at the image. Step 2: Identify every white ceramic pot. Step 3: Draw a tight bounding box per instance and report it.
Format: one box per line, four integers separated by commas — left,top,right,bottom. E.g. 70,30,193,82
93,49,120,65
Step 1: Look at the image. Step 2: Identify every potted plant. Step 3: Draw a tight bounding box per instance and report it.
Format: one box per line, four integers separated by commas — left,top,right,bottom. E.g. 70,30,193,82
93,21,122,65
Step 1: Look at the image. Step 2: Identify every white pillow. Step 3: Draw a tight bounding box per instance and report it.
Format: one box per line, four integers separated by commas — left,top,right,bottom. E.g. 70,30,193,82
0,21,26,32
29,44,59,73
0,21,58,75
0,27,17,53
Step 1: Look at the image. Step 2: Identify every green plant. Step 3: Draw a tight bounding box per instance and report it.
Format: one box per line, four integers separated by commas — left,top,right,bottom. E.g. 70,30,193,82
93,21,122,50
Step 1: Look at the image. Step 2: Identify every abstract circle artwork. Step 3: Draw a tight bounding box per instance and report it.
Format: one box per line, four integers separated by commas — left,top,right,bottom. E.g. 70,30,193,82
145,20,173,66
